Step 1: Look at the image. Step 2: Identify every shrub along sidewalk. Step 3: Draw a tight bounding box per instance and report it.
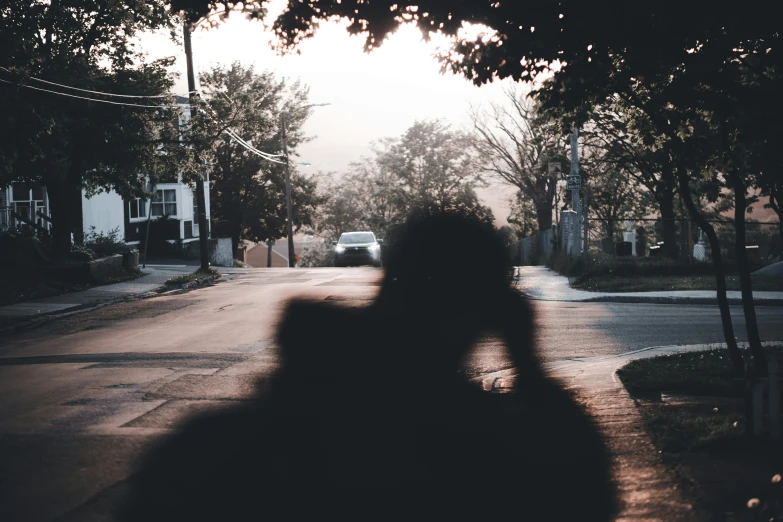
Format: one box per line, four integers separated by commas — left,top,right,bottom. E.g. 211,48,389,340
547,250,783,292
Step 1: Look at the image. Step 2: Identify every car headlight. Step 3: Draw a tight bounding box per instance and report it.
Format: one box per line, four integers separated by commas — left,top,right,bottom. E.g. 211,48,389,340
368,243,379,251
335,245,345,253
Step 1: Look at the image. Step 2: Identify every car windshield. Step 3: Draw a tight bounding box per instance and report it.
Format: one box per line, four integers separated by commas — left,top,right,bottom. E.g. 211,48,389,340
339,233,375,245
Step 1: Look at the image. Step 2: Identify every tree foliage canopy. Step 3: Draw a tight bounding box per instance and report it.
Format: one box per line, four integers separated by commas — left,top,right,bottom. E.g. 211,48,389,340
195,62,319,250
313,120,493,242
0,0,184,252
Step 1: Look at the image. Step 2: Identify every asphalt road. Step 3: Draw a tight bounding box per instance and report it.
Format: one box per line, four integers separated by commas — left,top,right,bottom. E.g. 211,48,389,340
0,267,782,521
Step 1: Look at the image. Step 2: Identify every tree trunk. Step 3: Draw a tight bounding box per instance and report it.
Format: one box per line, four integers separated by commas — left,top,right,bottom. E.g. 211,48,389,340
770,186,782,259
731,174,767,374
677,168,745,372
659,185,679,258
604,218,615,242
534,199,553,232
46,172,81,259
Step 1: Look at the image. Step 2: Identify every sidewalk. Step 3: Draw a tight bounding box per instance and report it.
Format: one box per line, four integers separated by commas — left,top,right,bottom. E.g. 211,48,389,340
0,265,194,327
474,343,749,521
516,266,783,305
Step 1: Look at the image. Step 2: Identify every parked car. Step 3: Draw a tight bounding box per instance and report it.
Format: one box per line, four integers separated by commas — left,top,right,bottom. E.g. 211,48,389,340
333,231,383,267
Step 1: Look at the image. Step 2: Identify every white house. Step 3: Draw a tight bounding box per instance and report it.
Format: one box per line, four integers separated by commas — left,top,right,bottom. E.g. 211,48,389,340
1,178,211,250
2,96,211,251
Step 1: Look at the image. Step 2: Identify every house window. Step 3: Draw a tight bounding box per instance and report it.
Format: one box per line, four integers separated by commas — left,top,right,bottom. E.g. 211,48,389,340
129,197,146,220
150,189,177,217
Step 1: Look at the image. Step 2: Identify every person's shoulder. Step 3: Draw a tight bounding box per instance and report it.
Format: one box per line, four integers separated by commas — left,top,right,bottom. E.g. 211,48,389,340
278,299,363,339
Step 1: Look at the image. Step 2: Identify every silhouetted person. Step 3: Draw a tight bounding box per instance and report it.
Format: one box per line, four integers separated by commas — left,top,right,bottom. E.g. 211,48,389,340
121,211,616,521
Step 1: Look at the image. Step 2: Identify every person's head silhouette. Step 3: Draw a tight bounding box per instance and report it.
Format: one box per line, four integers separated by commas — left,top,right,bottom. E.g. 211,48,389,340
373,211,511,372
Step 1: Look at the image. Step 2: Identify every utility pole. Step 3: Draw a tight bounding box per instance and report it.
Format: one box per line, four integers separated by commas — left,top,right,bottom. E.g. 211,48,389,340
570,126,581,256
583,183,589,261
183,21,210,272
281,112,295,268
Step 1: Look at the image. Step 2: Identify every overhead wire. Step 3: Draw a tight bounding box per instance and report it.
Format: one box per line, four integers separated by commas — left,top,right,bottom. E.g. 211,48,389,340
199,94,285,163
0,78,176,109
0,69,287,164
0,66,196,99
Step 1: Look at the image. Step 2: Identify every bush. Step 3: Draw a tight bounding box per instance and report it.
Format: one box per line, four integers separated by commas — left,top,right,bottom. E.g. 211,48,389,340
546,249,585,276
70,244,98,262
298,241,336,267
548,249,719,278
83,226,129,257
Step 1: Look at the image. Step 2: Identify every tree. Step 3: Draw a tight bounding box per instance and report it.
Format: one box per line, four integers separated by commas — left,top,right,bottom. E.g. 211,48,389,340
586,168,640,243
505,193,539,239
194,0,777,371
761,179,782,259
196,62,318,256
0,0,185,256
375,120,494,224
313,172,367,241
313,121,493,245
470,88,566,232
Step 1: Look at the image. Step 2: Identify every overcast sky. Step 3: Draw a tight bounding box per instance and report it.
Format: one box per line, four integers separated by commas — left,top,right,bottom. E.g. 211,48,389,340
139,2,522,225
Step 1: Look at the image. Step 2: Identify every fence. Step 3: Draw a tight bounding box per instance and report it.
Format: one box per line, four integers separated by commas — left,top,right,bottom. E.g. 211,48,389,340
509,217,781,268
509,228,554,265
587,218,781,267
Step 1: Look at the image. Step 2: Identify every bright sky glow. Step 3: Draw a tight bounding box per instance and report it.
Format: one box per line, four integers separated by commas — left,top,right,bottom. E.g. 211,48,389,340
138,2,527,224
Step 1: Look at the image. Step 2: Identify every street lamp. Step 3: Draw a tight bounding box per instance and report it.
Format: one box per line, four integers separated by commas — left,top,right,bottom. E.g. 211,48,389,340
281,103,330,267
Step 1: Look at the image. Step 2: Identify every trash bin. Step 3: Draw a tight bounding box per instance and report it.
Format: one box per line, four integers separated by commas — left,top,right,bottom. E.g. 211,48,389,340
615,241,632,256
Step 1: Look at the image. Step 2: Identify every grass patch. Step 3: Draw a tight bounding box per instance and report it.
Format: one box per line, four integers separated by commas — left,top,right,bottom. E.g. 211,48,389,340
617,349,744,398
639,403,744,452
618,347,783,520
164,268,220,287
573,274,783,292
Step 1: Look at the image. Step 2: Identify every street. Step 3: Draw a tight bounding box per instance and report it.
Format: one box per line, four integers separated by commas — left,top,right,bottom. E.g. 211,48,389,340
1,267,782,521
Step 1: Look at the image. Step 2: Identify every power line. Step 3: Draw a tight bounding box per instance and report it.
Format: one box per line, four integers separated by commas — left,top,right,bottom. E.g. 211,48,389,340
0,78,177,108
225,128,285,161
225,129,284,164
0,74,286,164
0,66,196,99
198,95,285,162
211,94,285,159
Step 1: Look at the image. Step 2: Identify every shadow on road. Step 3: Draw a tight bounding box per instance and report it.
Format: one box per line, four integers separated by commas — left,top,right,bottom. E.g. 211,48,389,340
119,212,617,521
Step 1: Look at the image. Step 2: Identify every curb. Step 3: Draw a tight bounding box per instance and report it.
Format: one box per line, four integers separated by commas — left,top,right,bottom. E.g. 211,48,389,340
471,341,783,391
0,290,161,336
0,274,224,336
523,295,783,306
583,296,783,306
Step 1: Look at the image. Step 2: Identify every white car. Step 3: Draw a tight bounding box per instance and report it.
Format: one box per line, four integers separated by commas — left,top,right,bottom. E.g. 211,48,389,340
332,231,383,267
